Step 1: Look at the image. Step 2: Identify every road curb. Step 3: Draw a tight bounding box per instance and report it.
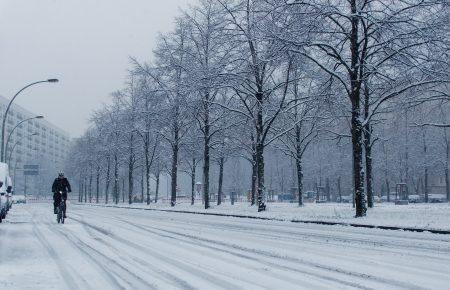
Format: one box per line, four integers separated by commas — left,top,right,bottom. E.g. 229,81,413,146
75,203,450,235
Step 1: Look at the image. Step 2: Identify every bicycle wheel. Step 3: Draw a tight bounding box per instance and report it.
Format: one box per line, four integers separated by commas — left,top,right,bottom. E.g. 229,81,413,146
61,203,66,224
57,207,61,223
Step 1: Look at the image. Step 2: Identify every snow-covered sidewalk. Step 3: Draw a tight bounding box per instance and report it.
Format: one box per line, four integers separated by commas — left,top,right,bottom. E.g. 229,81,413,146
79,201,450,232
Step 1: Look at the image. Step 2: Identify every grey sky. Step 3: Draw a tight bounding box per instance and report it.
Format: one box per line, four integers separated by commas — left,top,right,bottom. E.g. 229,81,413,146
0,0,191,137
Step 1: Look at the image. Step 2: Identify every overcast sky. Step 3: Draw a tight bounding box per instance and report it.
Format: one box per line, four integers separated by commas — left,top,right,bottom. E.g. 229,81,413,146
0,0,192,137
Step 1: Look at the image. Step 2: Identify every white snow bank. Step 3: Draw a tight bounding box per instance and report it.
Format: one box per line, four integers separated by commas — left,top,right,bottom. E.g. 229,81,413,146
76,200,450,231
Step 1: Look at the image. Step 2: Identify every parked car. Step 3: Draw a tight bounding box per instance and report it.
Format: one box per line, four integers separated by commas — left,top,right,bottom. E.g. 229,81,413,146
381,193,397,202
0,162,13,222
12,195,26,204
0,192,6,222
277,193,295,202
316,196,327,203
340,195,352,203
408,194,421,203
6,177,13,211
429,194,446,203
304,191,317,203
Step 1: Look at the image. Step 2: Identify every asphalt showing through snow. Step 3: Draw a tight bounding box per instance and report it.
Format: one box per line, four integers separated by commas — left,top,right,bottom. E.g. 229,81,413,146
1,203,450,289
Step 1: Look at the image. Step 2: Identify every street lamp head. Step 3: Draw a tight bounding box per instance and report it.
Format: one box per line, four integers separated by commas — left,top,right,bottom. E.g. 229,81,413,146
35,115,44,119
31,133,38,136
47,79,59,83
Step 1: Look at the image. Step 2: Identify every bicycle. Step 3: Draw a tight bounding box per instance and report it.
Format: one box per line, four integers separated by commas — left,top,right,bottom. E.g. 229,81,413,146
56,191,66,224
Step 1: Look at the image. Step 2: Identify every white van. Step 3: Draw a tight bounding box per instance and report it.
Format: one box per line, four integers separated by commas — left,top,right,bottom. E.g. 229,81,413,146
0,162,13,222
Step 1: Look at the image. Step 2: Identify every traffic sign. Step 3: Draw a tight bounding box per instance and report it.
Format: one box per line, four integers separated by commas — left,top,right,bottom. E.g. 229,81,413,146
24,164,39,176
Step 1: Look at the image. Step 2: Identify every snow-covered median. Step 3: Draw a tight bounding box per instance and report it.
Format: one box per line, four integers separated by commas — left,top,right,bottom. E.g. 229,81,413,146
75,201,450,232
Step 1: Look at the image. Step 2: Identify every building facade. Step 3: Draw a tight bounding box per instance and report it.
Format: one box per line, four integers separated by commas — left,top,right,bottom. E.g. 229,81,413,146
0,95,70,197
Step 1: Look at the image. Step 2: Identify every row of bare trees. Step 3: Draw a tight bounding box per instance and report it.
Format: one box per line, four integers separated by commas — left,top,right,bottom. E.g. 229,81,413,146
65,0,449,217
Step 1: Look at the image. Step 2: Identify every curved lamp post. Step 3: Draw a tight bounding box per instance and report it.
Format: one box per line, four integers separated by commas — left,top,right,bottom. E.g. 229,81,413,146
4,115,44,162
1,79,58,162
7,132,38,165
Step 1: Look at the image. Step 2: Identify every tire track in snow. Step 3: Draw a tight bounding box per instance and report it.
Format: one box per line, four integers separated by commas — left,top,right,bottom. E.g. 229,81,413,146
126,210,450,263
30,219,80,290
73,205,446,289
73,210,368,290
117,217,366,290
71,210,336,289
76,204,450,256
45,225,127,290
72,214,196,290
69,215,245,290
76,207,429,289
122,218,427,290
101,209,449,284
28,207,117,290
50,224,158,290
95,215,325,289
137,213,450,255
131,215,450,279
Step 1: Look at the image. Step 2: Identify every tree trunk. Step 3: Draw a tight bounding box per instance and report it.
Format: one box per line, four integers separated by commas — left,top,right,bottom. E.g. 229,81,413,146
171,140,178,207
446,139,449,201
386,179,390,202
80,180,84,203
84,181,88,203
326,178,330,202
122,178,125,203
349,0,366,217
256,143,266,212
128,134,134,204
89,171,93,203
364,132,374,208
155,171,160,203
251,151,257,205
446,166,449,202
444,116,449,201
363,79,374,208
96,166,100,203
296,158,303,206
217,157,224,205
424,168,429,203
384,142,390,202
105,155,110,204
364,127,373,207
145,137,151,205
191,158,196,205
141,165,144,203
113,154,119,204
351,107,366,216
295,123,304,206
203,117,210,209
337,176,342,203
255,90,266,212
423,130,428,203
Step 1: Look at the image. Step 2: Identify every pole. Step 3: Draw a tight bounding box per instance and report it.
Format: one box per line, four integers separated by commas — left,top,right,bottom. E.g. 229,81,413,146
1,79,57,162
4,117,42,162
24,175,27,197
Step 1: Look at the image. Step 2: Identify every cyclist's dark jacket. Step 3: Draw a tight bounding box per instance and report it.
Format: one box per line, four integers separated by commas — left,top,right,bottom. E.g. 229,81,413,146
52,177,71,200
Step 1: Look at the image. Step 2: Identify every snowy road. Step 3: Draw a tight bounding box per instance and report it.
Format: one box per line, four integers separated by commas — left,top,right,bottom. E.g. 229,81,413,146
1,203,450,290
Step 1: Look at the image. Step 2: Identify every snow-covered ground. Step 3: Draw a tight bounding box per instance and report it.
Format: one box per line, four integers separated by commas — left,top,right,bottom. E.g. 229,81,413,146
1,202,450,289
84,201,450,231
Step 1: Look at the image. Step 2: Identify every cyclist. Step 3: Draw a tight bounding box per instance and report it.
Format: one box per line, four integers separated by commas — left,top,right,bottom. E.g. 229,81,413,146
52,172,71,218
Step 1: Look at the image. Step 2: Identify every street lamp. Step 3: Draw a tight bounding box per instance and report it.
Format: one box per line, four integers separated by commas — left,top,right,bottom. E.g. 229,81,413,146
7,132,38,165
4,115,44,162
1,79,59,162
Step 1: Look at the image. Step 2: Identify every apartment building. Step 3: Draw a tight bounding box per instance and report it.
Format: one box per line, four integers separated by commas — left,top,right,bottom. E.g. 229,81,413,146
0,95,70,196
